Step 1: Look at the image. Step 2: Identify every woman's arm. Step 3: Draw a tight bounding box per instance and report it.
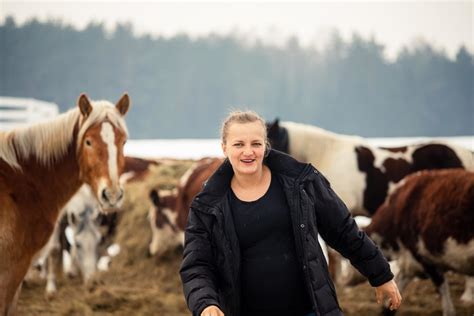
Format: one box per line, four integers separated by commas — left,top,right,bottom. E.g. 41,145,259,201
311,173,394,287
180,208,222,316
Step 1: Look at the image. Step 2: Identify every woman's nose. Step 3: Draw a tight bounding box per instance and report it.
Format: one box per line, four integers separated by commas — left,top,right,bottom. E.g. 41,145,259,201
243,146,253,155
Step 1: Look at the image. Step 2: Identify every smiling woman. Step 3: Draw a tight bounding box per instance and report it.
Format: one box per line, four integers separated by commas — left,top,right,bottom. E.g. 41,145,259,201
220,111,270,197
180,110,401,316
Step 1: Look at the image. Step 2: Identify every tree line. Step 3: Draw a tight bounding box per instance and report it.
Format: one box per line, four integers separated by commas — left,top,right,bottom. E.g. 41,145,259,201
1,17,472,138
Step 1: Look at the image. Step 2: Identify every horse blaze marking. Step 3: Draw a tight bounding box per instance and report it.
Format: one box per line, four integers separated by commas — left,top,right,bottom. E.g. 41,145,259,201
101,122,118,184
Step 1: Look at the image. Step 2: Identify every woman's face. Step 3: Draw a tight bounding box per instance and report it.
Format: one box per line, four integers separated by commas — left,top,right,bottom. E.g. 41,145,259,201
222,121,266,177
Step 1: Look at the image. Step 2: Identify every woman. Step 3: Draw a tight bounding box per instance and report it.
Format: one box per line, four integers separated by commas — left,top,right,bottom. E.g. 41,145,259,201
180,111,401,316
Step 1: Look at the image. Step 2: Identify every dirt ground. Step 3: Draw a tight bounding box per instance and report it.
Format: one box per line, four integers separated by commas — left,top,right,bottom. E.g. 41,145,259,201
18,160,474,316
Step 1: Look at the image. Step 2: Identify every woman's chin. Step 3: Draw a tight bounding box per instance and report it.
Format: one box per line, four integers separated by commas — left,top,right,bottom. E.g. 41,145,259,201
235,165,259,175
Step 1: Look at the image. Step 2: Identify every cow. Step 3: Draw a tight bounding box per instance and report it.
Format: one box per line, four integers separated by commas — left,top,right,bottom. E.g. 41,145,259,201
148,157,223,257
366,169,474,316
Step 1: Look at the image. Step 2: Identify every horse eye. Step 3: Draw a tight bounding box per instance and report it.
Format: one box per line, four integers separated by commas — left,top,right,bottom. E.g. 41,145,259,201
85,139,92,146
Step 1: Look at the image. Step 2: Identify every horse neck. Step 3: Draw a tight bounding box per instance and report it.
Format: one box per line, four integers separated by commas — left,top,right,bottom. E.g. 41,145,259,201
285,122,361,163
17,133,83,225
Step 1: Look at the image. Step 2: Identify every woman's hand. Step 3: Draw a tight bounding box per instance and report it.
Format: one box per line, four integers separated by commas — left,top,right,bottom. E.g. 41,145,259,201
201,305,224,316
375,279,402,311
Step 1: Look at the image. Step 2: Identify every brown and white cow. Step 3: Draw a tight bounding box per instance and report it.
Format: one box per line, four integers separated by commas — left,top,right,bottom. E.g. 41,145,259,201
148,157,223,257
366,169,474,316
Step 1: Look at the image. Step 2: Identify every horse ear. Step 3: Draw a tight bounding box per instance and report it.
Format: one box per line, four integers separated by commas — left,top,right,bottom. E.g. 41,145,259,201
68,212,77,226
267,117,280,134
116,93,130,116
78,94,92,117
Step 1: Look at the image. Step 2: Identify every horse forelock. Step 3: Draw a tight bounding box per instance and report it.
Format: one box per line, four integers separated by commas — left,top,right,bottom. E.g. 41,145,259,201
0,100,128,171
77,100,129,148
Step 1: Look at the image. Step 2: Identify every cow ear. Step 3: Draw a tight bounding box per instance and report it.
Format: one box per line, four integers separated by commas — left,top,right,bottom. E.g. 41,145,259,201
115,93,130,116
78,94,92,118
149,189,160,207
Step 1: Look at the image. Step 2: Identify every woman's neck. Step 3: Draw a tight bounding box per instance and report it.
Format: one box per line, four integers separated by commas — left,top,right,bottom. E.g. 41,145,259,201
232,165,270,191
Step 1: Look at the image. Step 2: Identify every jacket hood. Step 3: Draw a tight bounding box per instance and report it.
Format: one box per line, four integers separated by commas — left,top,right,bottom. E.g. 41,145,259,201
192,149,311,209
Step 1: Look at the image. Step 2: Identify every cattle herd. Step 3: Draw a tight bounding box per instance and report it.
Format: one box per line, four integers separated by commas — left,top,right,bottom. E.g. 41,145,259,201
3,114,473,316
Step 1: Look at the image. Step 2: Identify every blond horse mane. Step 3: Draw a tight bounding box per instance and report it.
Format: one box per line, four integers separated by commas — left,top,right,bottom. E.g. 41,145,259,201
0,100,128,170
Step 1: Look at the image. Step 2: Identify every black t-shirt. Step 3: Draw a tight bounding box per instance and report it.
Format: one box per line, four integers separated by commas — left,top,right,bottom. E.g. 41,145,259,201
230,174,312,316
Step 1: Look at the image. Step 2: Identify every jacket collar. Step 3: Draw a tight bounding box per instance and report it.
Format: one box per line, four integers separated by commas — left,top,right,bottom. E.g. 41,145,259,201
193,149,311,209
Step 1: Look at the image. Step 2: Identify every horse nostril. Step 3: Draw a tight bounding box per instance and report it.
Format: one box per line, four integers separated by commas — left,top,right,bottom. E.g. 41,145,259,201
101,189,109,202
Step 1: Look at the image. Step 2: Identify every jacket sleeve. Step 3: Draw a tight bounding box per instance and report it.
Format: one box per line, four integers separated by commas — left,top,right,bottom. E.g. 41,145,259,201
180,207,221,316
311,173,393,287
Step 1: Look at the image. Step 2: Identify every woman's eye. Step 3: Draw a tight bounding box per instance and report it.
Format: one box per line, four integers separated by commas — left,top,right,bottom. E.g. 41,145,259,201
233,143,243,147
252,143,262,147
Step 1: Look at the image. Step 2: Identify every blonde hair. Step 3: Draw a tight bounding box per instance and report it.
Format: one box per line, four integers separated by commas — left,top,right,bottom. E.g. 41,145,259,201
221,110,270,153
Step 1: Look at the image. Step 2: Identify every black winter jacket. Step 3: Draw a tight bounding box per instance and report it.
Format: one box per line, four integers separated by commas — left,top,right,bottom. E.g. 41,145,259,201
180,150,393,316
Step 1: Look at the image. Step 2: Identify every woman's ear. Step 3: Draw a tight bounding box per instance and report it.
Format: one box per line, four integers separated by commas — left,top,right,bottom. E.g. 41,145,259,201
221,142,227,158
264,140,271,157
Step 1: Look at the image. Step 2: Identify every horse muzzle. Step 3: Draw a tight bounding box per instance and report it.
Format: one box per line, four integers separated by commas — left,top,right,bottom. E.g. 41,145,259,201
99,187,124,209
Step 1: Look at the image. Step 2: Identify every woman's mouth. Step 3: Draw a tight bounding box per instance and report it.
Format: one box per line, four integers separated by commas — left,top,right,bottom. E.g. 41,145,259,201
240,159,256,164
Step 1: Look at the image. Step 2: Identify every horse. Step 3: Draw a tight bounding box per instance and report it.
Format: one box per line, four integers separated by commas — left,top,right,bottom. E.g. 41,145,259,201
148,157,223,257
30,184,122,298
0,93,130,315
122,156,160,183
267,119,473,284
267,119,473,217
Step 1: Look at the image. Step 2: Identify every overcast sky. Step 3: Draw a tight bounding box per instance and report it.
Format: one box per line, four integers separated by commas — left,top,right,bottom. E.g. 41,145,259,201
1,0,472,60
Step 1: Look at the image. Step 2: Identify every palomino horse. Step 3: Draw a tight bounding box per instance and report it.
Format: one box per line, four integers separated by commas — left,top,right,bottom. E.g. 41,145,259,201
0,93,129,315
267,119,473,285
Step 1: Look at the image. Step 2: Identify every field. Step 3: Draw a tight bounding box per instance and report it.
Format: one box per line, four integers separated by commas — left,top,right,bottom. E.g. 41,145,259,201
18,160,474,316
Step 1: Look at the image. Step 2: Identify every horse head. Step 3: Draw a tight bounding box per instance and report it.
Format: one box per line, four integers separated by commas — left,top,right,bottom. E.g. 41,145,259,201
76,93,130,211
266,118,289,154
148,188,179,256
